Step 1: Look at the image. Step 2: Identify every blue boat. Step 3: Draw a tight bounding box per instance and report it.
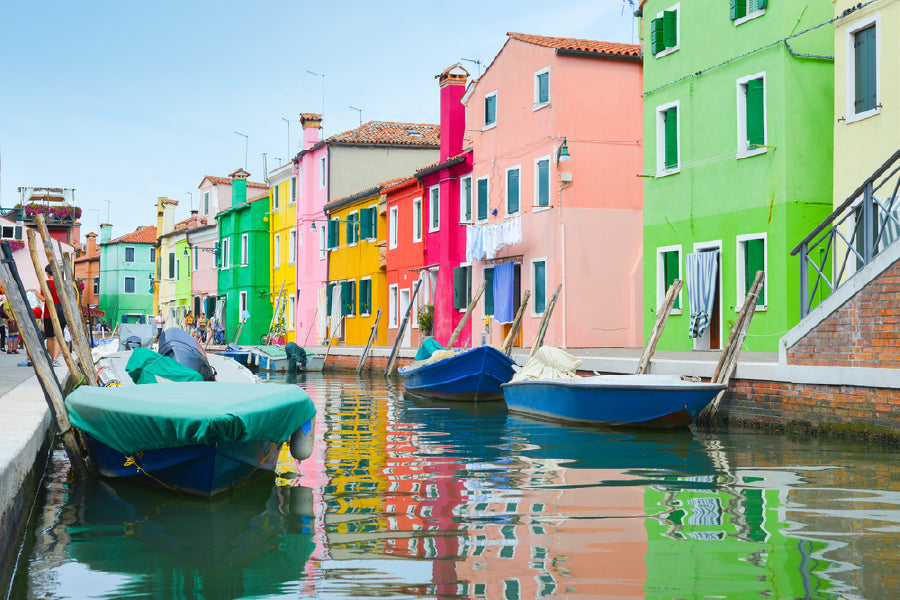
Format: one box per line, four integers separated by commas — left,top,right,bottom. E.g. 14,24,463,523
399,345,517,401
502,374,727,429
221,343,251,365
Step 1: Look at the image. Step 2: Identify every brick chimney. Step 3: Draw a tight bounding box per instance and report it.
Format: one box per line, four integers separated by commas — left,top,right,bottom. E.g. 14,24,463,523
436,64,469,162
85,232,97,256
300,113,323,150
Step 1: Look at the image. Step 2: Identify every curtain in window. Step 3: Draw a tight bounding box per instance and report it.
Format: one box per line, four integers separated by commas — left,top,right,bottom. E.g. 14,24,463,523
330,284,342,338
686,250,719,338
493,261,516,324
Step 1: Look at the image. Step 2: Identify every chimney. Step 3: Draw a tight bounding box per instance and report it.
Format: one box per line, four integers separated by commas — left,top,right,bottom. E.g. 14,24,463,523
436,64,469,161
300,113,323,150
99,223,112,243
230,168,250,206
85,232,97,256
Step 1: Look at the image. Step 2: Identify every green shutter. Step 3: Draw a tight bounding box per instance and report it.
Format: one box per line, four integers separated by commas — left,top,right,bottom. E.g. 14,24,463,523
485,94,496,125
291,177,297,201
730,0,746,20
168,252,175,278
538,160,549,206
507,169,519,214
485,268,495,316
757,0,766,8
327,282,335,314
537,72,549,103
360,279,371,314
664,251,680,310
664,107,678,169
854,26,876,113
327,219,339,248
341,281,353,315
663,10,677,48
534,261,546,313
346,213,358,244
745,239,765,306
463,178,472,221
477,179,488,220
13,226,21,240
650,18,664,55
453,266,466,309
431,188,440,230
359,208,372,239
746,78,765,147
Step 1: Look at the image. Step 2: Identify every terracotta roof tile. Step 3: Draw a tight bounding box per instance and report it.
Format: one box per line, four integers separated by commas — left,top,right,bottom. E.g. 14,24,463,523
200,175,268,189
74,241,100,263
327,121,440,147
325,177,407,212
507,32,640,57
105,225,157,245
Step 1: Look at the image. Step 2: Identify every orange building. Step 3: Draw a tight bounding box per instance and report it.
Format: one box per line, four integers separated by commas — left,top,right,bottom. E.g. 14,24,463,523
74,231,102,320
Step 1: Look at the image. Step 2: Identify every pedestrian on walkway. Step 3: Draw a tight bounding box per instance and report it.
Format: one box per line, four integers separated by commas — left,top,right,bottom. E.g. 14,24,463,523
31,265,65,365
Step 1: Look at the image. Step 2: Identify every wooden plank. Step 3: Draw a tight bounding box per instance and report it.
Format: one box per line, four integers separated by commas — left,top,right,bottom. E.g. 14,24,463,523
385,276,424,376
502,289,531,355
529,283,562,359
356,309,382,374
445,279,487,348
264,281,286,345
0,241,86,475
637,279,682,374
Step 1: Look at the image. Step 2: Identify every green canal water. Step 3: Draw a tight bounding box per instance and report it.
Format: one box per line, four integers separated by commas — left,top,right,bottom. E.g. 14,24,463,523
8,372,900,599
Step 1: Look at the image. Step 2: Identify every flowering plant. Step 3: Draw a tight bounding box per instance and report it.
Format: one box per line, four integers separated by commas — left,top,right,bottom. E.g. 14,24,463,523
50,205,82,220
6,240,25,252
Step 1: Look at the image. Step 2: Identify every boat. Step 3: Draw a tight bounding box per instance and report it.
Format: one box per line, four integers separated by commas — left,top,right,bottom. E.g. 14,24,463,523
398,345,517,401
221,343,252,365
65,330,316,497
501,347,726,429
249,345,290,371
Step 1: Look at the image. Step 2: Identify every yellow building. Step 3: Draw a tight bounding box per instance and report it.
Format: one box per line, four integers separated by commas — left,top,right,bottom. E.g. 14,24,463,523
268,163,298,343
324,181,390,347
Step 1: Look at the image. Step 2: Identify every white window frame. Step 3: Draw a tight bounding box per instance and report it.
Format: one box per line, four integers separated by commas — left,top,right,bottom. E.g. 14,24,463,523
533,156,552,210
287,294,295,330
348,210,359,247
505,165,521,216
124,246,135,263
456,263,472,313
319,156,327,188
221,237,230,269
533,67,550,110
412,197,423,242
736,71,767,159
734,0,766,26
290,176,297,204
460,175,473,224
273,184,280,210
149,247,156,264
530,257,548,316
318,224,326,260
476,176,490,223
240,233,249,266
845,14,881,124
273,233,281,268
735,232,767,312
654,3,681,58
389,206,399,249
239,290,248,317
428,186,440,232
483,90,498,130
288,228,296,264
124,276,136,294
388,283,399,328
93,276,99,295
192,246,198,271
203,191,210,215
655,100,681,177
656,244,683,315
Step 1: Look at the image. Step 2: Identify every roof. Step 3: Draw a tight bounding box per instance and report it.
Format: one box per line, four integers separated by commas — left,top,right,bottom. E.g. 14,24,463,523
382,176,420,195
506,32,641,58
414,149,473,179
158,214,210,240
74,240,100,263
325,177,406,213
326,121,440,147
199,175,268,189
103,225,157,246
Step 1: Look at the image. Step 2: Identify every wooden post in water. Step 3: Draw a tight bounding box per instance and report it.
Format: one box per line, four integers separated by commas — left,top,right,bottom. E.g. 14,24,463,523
264,281,286,345
323,315,344,365
528,284,562,359
357,309,382,374
62,253,94,355
502,289,531,356
637,279,682,375
385,276,424,376
0,241,86,475
445,280,487,349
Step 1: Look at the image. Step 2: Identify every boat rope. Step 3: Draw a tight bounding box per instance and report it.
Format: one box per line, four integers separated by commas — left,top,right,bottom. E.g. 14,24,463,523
124,453,183,496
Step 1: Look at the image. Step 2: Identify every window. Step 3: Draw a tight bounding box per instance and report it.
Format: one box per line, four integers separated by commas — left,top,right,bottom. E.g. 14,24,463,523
483,91,497,128
319,156,326,188
650,4,679,57
168,251,175,278
413,198,422,242
289,228,296,264
429,186,440,232
452,265,472,310
93,277,99,295
460,176,472,223
327,217,339,249
534,67,550,107
476,177,489,221
124,276,135,294
240,234,249,265
657,246,682,312
389,284,399,328
534,158,550,207
506,166,520,215
656,101,680,175
273,185,280,210
124,246,135,263
848,17,879,121
359,278,372,315
193,246,198,271
290,177,297,203
298,167,304,199
149,247,156,263
203,191,210,215
737,73,766,158
532,259,547,314
359,206,376,240
737,234,766,308
273,233,281,268
389,207,398,249
346,212,359,245
341,280,356,316
221,237,230,269
731,0,766,24
239,291,248,316
175,259,180,281
287,294,295,330
484,267,495,316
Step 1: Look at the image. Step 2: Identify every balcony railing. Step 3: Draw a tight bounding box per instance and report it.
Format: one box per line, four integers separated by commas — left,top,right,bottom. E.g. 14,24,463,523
792,148,900,318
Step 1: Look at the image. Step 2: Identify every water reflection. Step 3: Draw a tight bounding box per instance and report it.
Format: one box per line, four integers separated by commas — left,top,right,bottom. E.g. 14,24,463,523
12,373,900,599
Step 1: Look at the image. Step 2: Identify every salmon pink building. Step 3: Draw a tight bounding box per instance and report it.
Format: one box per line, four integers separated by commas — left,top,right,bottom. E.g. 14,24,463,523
464,33,644,349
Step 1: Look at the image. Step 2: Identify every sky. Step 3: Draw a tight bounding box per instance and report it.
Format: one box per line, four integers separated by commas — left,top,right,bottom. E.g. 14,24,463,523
0,0,638,239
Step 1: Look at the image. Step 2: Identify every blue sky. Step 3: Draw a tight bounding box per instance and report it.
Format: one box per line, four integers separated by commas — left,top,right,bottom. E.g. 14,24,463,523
0,1,638,237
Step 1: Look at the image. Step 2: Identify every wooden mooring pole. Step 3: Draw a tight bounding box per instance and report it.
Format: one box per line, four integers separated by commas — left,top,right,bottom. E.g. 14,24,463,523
637,279,682,375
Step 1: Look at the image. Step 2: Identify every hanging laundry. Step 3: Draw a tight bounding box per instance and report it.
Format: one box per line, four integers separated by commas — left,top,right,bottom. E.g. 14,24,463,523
466,215,523,261
493,261,516,323
686,250,720,339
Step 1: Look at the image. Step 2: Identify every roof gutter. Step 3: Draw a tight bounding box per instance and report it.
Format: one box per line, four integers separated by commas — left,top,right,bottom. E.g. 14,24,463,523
555,48,643,62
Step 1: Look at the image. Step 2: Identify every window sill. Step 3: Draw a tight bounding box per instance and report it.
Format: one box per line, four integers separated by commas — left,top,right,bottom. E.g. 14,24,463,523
654,46,679,59
737,146,767,160
845,107,881,124
482,122,497,132
413,237,422,244
428,227,440,234
735,304,767,312
532,102,550,112
734,9,764,26
532,205,552,213
656,167,680,178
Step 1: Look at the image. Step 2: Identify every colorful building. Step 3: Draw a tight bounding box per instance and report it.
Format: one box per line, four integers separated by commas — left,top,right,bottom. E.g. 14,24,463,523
98,224,157,326
157,209,201,326
640,0,834,352
73,231,101,317
185,217,219,319
463,33,644,349
216,169,272,345
268,162,298,343
292,116,440,345
154,197,179,327
323,181,390,347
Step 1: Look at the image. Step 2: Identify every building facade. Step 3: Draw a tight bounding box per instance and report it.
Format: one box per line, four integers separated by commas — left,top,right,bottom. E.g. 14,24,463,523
384,176,427,349
99,224,157,326
268,162,298,343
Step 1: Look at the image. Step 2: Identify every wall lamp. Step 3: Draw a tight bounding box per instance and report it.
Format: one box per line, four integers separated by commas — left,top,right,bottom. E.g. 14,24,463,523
557,137,571,165
309,218,359,232
184,242,221,260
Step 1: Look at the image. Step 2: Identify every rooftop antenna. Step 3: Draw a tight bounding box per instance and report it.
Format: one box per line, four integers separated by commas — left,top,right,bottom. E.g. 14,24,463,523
234,131,249,170
307,70,326,136
349,105,362,126
281,117,290,157
461,58,483,78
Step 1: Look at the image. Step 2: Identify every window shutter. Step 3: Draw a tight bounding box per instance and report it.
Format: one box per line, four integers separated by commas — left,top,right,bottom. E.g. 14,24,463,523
756,0,767,9
507,169,519,214
730,0,746,20
664,251,680,310
14,226,21,240
746,78,765,147
664,108,678,169
360,279,370,314
484,268,494,316
327,282,335,314
370,208,377,238
537,72,549,103
346,213,358,244
854,26,876,113
168,252,175,278
359,208,372,239
663,11,677,48
650,18,664,55
341,281,353,315
327,219,339,248
463,178,472,221
477,179,488,220
538,160,550,206
745,239,765,306
453,267,466,309
534,262,546,313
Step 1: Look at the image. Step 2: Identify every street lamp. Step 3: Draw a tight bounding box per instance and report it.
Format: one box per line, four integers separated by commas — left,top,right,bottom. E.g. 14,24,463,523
234,131,249,170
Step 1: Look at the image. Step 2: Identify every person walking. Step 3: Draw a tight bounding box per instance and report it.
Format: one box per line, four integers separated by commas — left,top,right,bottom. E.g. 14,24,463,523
0,290,7,352
154,311,165,342
31,265,64,365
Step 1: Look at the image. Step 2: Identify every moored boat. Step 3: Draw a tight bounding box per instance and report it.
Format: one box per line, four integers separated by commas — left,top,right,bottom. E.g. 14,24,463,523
399,345,517,401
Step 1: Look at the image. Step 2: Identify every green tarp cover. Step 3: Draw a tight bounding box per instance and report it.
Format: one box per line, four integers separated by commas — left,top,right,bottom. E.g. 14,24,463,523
255,345,287,358
65,382,316,455
415,337,445,361
125,347,205,384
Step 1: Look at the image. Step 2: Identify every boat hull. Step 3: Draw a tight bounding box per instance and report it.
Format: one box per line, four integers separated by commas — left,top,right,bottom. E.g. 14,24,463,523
399,346,516,401
221,349,251,365
502,376,727,428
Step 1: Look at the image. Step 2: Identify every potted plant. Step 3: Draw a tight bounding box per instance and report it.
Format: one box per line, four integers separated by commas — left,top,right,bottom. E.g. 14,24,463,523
417,303,434,337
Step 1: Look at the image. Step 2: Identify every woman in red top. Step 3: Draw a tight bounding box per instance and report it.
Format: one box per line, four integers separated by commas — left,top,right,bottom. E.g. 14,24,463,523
32,264,66,364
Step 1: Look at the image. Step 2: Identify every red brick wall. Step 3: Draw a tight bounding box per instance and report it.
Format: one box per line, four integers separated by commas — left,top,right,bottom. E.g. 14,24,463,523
324,353,414,374
786,260,900,369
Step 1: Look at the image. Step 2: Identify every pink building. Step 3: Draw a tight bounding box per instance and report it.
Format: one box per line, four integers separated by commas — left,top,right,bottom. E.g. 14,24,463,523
463,33,644,349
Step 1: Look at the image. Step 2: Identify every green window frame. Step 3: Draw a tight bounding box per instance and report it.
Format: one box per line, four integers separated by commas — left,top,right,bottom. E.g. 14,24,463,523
484,267,494,316
359,278,372,315
452,265,472,310
650,7,678,55
854,25,877,115
662,249,681,310
327,218,340,249
506,167,519,214
476,177,489,221
484,92,497,126
536,159,550,207
742,237,766,306
533,260,546,314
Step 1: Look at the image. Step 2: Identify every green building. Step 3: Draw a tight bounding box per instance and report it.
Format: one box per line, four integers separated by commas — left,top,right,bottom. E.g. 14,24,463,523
216,169,272,345
640,0,834,352
98,223,157,326
173,237,192,319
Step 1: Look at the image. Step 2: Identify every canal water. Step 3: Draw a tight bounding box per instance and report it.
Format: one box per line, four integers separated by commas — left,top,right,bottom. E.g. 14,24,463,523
7,372,900,599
